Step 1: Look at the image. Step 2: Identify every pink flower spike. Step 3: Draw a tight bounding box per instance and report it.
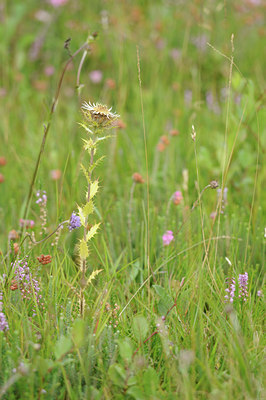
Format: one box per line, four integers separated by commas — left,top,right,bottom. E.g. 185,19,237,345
172,191,183,205
162,230,174,246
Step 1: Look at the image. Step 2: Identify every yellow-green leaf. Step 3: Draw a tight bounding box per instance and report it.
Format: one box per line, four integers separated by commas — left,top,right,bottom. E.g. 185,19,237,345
77,206,86,227
80,164,90,182
83,201,94,218
87,269,103,286
79,239,89,260
86,223,101,242
90,180,99,199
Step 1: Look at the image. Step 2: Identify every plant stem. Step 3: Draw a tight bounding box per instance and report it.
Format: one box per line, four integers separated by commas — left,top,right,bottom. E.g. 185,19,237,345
22,41,89,223
80,141,95,317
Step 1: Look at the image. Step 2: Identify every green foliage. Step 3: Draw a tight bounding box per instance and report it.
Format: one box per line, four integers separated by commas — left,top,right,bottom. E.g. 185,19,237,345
0,0,265,399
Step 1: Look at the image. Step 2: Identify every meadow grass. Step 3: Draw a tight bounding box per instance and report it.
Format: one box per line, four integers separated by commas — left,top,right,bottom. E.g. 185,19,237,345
0,1,265,399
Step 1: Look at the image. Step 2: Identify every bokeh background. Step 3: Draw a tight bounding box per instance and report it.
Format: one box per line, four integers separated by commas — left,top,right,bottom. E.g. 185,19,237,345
0,0,265,245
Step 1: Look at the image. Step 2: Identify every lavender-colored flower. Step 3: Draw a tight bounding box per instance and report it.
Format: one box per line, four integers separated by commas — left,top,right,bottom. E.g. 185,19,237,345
184,90,192,106
68,212,81,231
191,34,208,52
257,290,263,297
162,230,174,246
12,258,45,316
44,65,55,76
19,219,35,229
206,91,221,114
36,190,47,205
0,292,9,331
170,48,181,61
224,277,236,303
238,272,248,301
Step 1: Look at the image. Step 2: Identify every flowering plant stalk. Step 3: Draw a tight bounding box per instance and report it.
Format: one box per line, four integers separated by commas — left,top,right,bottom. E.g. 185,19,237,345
77,102,119,316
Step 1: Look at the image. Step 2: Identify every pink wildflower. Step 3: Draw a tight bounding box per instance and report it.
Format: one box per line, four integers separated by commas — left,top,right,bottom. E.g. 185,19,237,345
49,0,68,7
172,191,183,205
162,230,174,246
89,70,103,84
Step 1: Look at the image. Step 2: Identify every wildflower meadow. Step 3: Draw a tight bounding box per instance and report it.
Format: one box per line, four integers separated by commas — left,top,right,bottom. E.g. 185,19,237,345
0,1,265,399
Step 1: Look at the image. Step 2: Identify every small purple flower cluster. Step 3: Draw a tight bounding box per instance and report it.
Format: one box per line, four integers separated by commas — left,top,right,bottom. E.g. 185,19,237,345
19,219,35,229
36,190,47,205
12,258,45,316
225,272,249,303
68,212,81,231
0,292,9,331
224,277,236,303
238,272,248,301
36,190,48,234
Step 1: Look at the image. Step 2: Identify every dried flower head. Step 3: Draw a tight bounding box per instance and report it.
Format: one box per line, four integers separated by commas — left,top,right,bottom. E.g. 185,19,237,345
37,254,52,265
157,142,166,152
50,169,62,180
106,78,116,89
132,172,144,184
0,157,7,166
169,129,180,137
13,243,19,255
160,135,170,145
82,101,119,130
9,230,19,241
210,180,219,189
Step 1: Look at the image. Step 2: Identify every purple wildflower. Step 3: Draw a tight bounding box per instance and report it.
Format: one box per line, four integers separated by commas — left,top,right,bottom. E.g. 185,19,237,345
0,292,9,331
238,272,248,301
184,90,192,106
224,277,236,303
191,34,208,52
36,190,47,205
257,290,263,297
68,212,81,231
12,258,45,316
162,230,174,246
